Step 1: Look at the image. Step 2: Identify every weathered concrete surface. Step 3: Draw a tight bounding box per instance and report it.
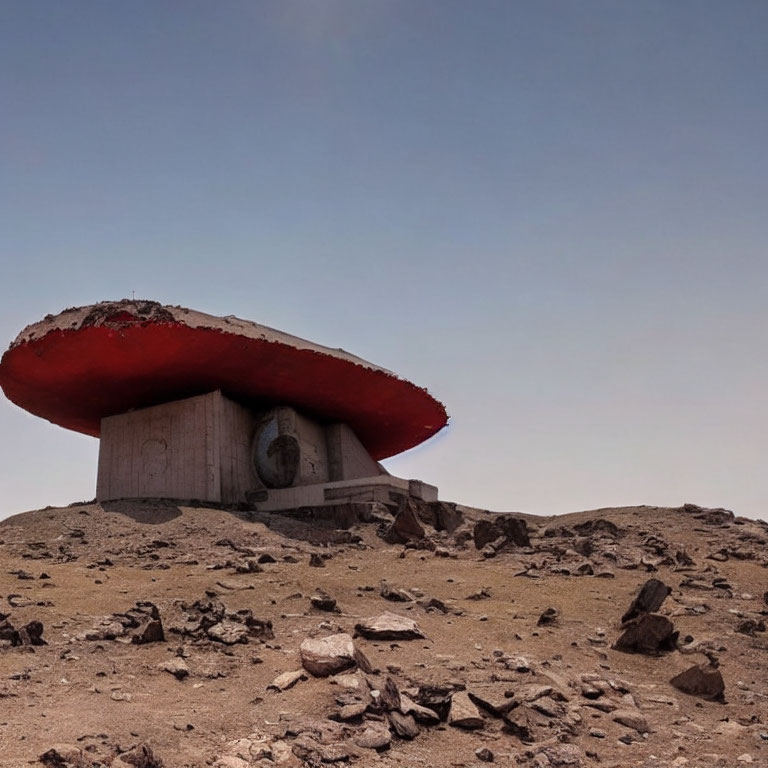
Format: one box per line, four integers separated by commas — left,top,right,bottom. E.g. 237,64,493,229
253,407,330,488
326,423,385,482
98,391,437,508
97,391,256,504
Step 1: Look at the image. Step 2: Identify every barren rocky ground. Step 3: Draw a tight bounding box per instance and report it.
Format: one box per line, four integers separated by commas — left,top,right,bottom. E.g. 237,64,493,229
1,497,767,767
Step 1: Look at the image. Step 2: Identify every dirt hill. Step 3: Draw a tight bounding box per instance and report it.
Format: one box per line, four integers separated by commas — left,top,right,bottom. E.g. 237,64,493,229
1,498,767,767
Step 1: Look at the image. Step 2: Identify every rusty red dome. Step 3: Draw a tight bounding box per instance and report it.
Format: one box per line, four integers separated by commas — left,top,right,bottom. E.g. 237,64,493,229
0,300,448,461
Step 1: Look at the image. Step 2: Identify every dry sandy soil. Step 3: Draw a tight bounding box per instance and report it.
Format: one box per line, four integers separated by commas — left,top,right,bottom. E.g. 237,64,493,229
1,498,767,768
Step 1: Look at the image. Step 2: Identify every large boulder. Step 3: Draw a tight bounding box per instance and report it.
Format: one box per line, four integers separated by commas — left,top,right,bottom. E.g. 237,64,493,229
613,614,677,655
621,578,671,623
299,633,357,677
473,515,530,550
415,501,463,533
670,663,725,701
382,501,426,544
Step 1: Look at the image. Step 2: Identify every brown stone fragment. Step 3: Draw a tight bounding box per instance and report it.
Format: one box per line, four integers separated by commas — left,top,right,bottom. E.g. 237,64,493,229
537,607,559,626
621,578,671,623
386,711,420,739
39,745,82,767
503,707,535,743
132,618,164,645
383,501,425,544
670,663,725,702
113,743,165,767
354,722,391,750
448,691,485,729
473,515,530,550
300,633,357,677
379,676,402,711
354,612,425,641
468,687,517,717
399,693,440,725
613,614,677,655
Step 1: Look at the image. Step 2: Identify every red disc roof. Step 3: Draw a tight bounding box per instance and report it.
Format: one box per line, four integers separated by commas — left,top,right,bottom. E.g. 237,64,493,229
0,301,448,460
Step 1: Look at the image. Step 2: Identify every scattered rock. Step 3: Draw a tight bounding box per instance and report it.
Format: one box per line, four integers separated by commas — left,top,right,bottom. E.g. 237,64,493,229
380,580,414,602
621,578,672,623
213,757,250,768
131,603,165,645
387,711,420,739
448,691,485,729
670,663,726,701
415,501,463,533
338,701,367,721
537,743,585,766
502,707,536,743
400,693,441,724
39,745,82,767
612,709,650,733
736,618,765,636
473,515,530,550
207,620,249,645
354,722,391,750
0,615,46,647
174,598,273,645
613,613,677,655
310,589,338,612
468,687,517,717
383,500,426,544
268,669,307,691
354,612,425,641
300,633,357,677
572,518,621,538
291,733,353,764
537,607,559,626
157,658,189,680
112,743,164,767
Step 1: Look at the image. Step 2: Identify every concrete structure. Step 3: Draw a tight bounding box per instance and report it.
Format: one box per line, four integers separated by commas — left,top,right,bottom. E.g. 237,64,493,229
96,390,436,508
0,300,447,510
97,391,254,504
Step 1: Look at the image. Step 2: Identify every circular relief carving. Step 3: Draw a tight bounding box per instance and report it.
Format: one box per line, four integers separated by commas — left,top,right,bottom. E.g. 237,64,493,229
252,412,300,488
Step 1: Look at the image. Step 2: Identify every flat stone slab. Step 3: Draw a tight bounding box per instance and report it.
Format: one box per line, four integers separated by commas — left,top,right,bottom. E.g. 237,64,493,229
354,612,425,641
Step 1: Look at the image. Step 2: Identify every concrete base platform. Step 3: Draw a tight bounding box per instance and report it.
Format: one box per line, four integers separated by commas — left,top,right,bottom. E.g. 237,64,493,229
247,475,438,512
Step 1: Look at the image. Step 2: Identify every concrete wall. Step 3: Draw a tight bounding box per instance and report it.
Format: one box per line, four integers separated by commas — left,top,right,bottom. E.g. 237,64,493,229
293,410,330,485
218,395,261,504
97,392,224,501
97,392,436,508
326,423,386,481
97,391,258,503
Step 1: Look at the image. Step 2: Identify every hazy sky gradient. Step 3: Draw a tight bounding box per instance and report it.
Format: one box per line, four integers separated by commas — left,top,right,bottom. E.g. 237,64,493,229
2,1,768,520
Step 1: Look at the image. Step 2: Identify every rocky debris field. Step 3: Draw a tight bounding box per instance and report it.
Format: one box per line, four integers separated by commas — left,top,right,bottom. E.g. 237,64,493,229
0,497,767,767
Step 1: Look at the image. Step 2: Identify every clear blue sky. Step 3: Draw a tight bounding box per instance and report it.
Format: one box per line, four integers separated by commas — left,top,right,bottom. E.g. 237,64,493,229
2,1,767,520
